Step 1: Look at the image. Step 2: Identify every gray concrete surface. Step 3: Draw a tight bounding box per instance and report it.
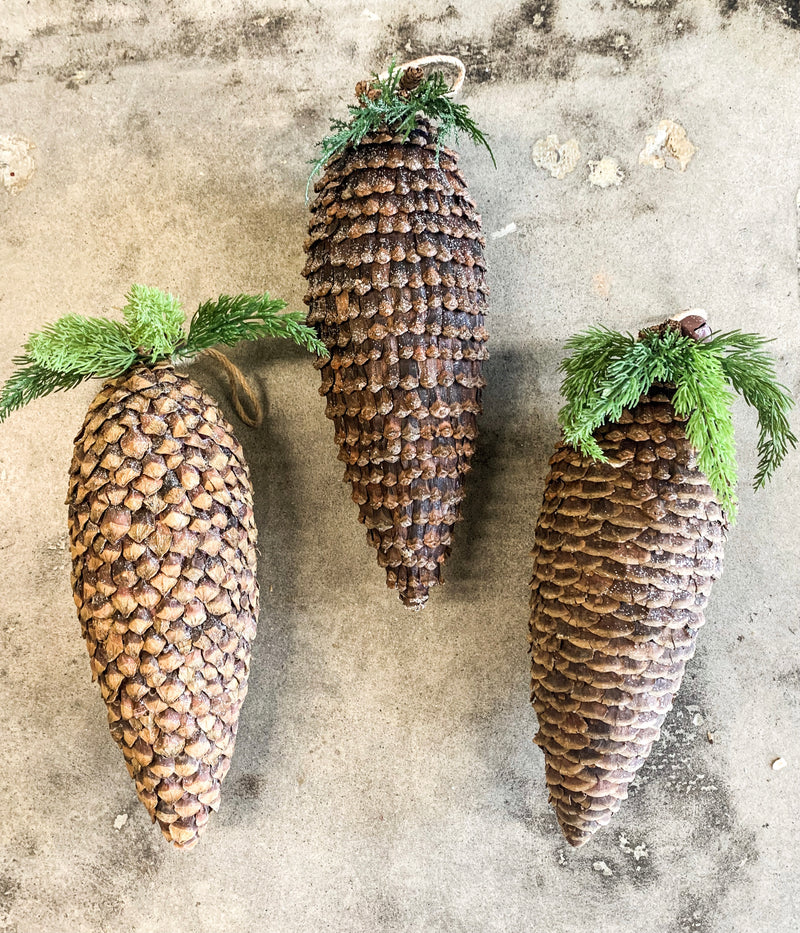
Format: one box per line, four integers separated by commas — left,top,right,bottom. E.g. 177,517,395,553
1,1,799,931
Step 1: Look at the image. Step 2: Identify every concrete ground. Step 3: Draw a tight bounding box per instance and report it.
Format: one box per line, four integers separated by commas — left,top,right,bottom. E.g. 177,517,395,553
1,1,799,931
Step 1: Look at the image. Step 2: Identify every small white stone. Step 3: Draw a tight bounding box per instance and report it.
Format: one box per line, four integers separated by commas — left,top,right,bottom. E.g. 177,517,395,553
587,157,624,188
593,860,613,877
491,222,517,239
0,134,36,194
113,813,128,830
692,713,704,726
639,119,695,172
771,757,787,771
532,134,581,179
361,8,379,20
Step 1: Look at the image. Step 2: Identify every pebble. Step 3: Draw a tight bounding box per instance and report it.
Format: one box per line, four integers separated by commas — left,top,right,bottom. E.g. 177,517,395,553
771,757,787,771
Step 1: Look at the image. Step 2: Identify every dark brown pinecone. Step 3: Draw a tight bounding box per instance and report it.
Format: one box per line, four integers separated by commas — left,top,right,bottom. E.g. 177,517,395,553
67,362,258,849
529,392,726,846
303,119,489,608
399,66,424,93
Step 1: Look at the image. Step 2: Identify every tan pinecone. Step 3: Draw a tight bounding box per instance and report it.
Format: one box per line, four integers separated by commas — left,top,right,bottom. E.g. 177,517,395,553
303,118,489,608
67,362,258,849
529,392,726,846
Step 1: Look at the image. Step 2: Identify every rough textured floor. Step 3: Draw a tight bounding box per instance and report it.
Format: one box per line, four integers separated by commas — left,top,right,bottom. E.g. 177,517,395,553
1,2,799,931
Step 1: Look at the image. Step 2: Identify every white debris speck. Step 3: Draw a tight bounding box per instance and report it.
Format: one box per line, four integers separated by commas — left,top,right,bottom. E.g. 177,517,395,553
619,834,648,860
692,713,704,726
491,222,517,239
361,8,379,20
639,120,695,172
772,757,787,771
0,135,36,194
626,0,657,6
113,813,128,830
588,157,624,188
532,134,581,179
593,860,613,877
592,270,612,298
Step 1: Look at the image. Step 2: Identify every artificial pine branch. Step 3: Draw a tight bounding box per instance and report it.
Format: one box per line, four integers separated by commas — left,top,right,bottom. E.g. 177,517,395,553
0,356,86,423
308,60,495,195
185,294,327,356
0,285,326,423
123,284,186,362
26,315,137,376
558,322,796,519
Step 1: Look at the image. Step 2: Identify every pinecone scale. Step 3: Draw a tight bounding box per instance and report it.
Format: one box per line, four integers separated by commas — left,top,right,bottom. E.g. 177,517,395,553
529,393,726,846
67,362,258,849
304,121,488,607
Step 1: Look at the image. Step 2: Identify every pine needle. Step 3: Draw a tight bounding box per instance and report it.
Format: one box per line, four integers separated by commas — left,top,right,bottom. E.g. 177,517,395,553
26,315,137,376
185,293,327,356
0,355,86,423
558,322,797,519
308,60,494,198
123,284,186,362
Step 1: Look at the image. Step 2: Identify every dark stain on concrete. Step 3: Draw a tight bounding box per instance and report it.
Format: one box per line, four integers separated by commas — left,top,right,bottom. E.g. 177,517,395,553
721,0,800,27
762,0,800,27
0,874,20,922
33,7,319,75
519,0,558,31
582,30,637,65
120,109,162,162
233,772,267,799
0,49,23,84
375,0,657,87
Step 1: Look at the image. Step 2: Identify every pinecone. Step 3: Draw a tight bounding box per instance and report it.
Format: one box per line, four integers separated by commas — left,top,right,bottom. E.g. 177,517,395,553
303,119,489,608
67,362,258,849
529,391,726,846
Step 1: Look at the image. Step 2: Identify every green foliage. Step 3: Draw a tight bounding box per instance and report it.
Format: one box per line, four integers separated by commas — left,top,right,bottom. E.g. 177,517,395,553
185,293,327,356
0,286,326,423
27,315,137,376
308,60,495,197
707,331,797,490
559,323,797,519
0,356,86,423
123,284,186,362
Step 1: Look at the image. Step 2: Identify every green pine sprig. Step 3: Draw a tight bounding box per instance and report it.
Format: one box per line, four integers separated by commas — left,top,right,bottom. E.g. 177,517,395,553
308,60,495,198
0,285,327,424
559,322,797,520
185,294,324,356
123,284,185,363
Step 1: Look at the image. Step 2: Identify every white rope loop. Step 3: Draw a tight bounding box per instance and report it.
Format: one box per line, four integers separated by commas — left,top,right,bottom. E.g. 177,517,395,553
380,55,466,96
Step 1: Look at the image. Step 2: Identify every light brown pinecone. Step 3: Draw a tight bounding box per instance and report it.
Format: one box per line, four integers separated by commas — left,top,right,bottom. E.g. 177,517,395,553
67,362,258,849
303,119,489,608
529,392,726,846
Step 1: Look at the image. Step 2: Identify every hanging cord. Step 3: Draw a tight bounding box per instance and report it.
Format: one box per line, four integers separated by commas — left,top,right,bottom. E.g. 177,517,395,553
200,347,263,428
380,55,466,96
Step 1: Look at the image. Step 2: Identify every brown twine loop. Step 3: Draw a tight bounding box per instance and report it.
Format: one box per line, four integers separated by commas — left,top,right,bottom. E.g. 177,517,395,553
200,347,263,428
380,55,467,96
